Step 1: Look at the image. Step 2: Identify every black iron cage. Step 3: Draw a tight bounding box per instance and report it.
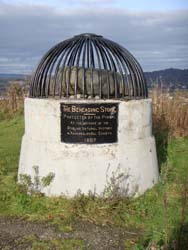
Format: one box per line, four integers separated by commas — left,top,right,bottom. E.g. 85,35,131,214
29,33,148,99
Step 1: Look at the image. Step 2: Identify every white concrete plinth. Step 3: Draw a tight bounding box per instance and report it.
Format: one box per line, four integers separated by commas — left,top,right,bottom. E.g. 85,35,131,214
18,98,159,197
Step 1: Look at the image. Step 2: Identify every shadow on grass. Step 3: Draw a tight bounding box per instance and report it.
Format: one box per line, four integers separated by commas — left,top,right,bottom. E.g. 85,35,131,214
154,117,170,172
169,223,188,250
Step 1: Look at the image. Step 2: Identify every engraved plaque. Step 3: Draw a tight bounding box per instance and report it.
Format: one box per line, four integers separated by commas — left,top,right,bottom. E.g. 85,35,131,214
61,103,118,144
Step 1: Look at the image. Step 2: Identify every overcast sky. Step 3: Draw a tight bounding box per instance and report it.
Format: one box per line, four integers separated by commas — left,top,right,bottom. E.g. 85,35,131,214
0,0,188,74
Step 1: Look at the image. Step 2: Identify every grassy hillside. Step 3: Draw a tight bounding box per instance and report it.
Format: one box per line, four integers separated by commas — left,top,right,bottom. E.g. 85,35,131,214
0,114,188,249
0,115,24,175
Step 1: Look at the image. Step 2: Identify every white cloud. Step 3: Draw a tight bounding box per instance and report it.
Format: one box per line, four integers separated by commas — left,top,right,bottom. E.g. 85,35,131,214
61,0,116,4
1,0,117,7
0,3,187,73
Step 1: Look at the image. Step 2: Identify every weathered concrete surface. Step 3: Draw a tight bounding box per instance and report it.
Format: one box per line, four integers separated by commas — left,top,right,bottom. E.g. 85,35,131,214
18,98,159,197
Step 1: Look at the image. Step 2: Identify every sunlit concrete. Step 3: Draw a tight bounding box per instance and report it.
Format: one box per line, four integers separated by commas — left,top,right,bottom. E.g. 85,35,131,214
18,98,159,197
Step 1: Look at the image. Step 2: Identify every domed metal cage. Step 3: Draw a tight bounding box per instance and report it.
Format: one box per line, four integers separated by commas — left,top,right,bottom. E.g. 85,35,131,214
30,33,148,99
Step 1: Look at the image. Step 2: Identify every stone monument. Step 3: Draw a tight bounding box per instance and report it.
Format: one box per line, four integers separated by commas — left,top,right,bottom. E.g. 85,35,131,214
18,33,159,196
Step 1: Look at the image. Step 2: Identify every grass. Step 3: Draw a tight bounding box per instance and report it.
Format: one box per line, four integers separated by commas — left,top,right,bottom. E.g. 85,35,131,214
23,236,86,250
0,86,188,249
152,88,188,138
0,114,188,249
0,115,24,175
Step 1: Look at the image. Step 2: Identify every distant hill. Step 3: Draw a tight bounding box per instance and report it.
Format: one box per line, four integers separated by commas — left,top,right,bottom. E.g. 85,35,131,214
144,68,188,89
0,74,29,95
0,69,188,93
0,74,27,80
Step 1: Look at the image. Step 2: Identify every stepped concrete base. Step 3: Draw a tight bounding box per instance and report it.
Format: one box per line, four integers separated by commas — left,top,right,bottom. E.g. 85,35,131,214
18,98,159,197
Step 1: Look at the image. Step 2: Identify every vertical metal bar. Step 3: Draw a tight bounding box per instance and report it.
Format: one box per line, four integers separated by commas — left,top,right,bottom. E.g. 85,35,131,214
58,40,75,97
75,38,85,97
59,40,78,97
93,38,102,98
46,46,66,97
81,38,87,97
112,41,137,98
103,40,125,98
117,43,147,98
89,38,95,97
67,38,83,97
86,38,90,69
30,42,61,97
38,44,62,97
53,39,73,98
100,38,119,98
94,38,111,98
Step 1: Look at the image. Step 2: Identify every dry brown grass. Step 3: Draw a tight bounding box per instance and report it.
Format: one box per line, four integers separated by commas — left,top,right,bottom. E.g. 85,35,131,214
152,88,188,138
0,83,25,119
1,83,188,138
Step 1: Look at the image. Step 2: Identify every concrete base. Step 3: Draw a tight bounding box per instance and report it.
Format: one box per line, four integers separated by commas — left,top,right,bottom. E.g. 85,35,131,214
18,98,159,197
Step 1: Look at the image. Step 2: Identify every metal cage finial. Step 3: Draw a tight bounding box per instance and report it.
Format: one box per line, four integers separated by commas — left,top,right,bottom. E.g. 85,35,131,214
30,33,148,99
